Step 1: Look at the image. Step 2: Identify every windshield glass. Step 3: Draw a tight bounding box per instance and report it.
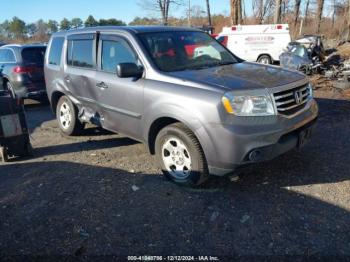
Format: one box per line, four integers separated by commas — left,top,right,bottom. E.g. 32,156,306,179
138,31,239,72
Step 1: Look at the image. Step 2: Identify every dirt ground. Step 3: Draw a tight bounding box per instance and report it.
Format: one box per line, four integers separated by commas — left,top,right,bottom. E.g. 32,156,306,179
0,95,350,260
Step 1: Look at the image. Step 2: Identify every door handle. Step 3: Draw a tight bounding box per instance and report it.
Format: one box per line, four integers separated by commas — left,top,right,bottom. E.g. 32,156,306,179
96,81,108,89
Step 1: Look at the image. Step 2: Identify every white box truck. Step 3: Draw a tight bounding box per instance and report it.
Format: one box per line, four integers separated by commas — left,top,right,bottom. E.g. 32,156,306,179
216,24,291,64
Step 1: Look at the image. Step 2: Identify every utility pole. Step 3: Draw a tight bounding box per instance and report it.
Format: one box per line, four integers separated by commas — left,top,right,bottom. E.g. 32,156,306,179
206,0,212,27
188,0,191,26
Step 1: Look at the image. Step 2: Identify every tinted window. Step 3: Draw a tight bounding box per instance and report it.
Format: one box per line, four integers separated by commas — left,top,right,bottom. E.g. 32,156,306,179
22,47,46,65
48,37,64,66
67,39,94,68
101,40,137,73
0,49,16,63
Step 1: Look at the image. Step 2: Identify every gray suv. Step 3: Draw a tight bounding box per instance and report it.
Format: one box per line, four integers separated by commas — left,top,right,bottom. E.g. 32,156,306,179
0,44,47,100
45,26,318,186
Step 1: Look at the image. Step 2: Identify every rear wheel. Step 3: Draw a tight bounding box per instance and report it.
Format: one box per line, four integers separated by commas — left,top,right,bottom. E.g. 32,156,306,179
56,96,84,136
6,81,16,98
0,147,9,163
257,55,272,65
155,123,209,187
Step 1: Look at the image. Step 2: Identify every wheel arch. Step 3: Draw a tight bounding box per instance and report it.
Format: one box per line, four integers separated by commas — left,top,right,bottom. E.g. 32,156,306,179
147,117,180,155
51,91,65,115
257,53,273,63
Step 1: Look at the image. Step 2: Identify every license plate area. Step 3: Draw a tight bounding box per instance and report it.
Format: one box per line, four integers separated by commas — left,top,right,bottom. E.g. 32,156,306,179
298,127,312,148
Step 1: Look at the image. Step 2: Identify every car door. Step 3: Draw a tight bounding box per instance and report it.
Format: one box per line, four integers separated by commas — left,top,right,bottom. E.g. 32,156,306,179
95,34,144,139
64,33,99,113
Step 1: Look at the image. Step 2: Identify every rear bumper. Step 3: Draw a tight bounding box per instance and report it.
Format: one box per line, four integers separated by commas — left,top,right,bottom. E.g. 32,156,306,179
13,83,46,99
199,99,319,176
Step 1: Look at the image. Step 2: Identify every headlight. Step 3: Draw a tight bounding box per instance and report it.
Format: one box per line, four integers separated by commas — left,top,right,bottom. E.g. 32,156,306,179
222,93,275,116
307,83,313,98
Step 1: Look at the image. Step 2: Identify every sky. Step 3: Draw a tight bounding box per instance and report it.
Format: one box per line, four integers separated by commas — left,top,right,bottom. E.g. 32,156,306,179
0,0,244,24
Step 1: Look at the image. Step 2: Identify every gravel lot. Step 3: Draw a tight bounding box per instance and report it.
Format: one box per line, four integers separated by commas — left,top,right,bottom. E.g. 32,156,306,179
0,97,349,260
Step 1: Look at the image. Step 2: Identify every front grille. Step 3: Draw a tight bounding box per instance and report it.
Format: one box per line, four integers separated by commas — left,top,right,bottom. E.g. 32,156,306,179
273,84,310,116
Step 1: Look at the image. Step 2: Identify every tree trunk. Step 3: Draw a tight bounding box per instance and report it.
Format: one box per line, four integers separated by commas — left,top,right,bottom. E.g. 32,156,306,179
259,0,264,24
293,0,301,28
316,0,324,34
348,0,350,41
231,0,242,25
274,0,282,24
304,0,310,26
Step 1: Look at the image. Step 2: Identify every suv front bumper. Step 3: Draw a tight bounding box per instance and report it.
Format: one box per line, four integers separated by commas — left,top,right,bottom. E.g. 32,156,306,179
199,99,319,176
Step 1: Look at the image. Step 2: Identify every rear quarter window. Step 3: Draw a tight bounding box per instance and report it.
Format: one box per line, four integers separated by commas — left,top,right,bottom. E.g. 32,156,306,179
67,39,94,69
48,37,64,66
22,47,46,65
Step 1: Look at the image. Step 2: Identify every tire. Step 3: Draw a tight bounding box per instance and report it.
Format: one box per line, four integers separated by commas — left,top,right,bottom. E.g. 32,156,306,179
0,147,9,163
155,122,209,187
257,55,272,65
56,96,84,136
6,81,16,98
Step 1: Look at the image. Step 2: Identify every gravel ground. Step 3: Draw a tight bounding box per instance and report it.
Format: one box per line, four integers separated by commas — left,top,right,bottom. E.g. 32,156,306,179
0,97,349,260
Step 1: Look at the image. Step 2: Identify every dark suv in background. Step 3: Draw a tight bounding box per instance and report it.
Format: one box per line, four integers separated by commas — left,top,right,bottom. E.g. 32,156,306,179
0,44,47,101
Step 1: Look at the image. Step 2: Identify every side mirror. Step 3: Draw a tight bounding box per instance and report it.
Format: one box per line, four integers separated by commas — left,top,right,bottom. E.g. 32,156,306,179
116,63,143,78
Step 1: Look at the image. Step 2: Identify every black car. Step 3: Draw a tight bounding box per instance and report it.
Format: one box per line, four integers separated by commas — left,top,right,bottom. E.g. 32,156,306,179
0,44,47,101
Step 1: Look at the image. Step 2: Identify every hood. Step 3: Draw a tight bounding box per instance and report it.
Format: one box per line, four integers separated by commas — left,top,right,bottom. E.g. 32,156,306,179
167,62,306,91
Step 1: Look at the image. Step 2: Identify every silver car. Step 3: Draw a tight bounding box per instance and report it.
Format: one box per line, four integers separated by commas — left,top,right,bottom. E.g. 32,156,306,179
44,26,318,187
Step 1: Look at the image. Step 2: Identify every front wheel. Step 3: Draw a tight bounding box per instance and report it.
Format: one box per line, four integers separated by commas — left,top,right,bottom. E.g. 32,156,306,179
56,96,84,136
257,55,272,65
155,123,209,187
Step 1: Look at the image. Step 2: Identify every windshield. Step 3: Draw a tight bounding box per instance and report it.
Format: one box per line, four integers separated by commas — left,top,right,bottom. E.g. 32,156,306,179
138,31,239,72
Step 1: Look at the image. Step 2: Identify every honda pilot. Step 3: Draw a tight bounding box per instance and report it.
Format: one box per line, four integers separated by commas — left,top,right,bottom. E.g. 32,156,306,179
44,26,318,187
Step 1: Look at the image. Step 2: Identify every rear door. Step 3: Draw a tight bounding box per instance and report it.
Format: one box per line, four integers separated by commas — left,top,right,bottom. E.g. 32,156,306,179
64,33,99,113
94,33,144,139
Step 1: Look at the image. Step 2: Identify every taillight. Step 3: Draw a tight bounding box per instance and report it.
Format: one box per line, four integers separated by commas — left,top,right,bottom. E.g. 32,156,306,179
277,25,283,29
231,26,237,31
13,66,37,73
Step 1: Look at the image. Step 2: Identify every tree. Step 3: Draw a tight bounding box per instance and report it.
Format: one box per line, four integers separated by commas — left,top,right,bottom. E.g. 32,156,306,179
231,0,242,25
129,17,160,26
47,20,58,34
85,15,99,27
98,19,126,26
60,18,71,31
293,0,301,28
348,0,350,41
9,17,26,39
0,20,10,39
25,23,37,37
304,0,310,26
36,19,48,37
71,18,83,29
316,0,324,34
253,0,274,24
274,0,282,24
139,0,183,25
